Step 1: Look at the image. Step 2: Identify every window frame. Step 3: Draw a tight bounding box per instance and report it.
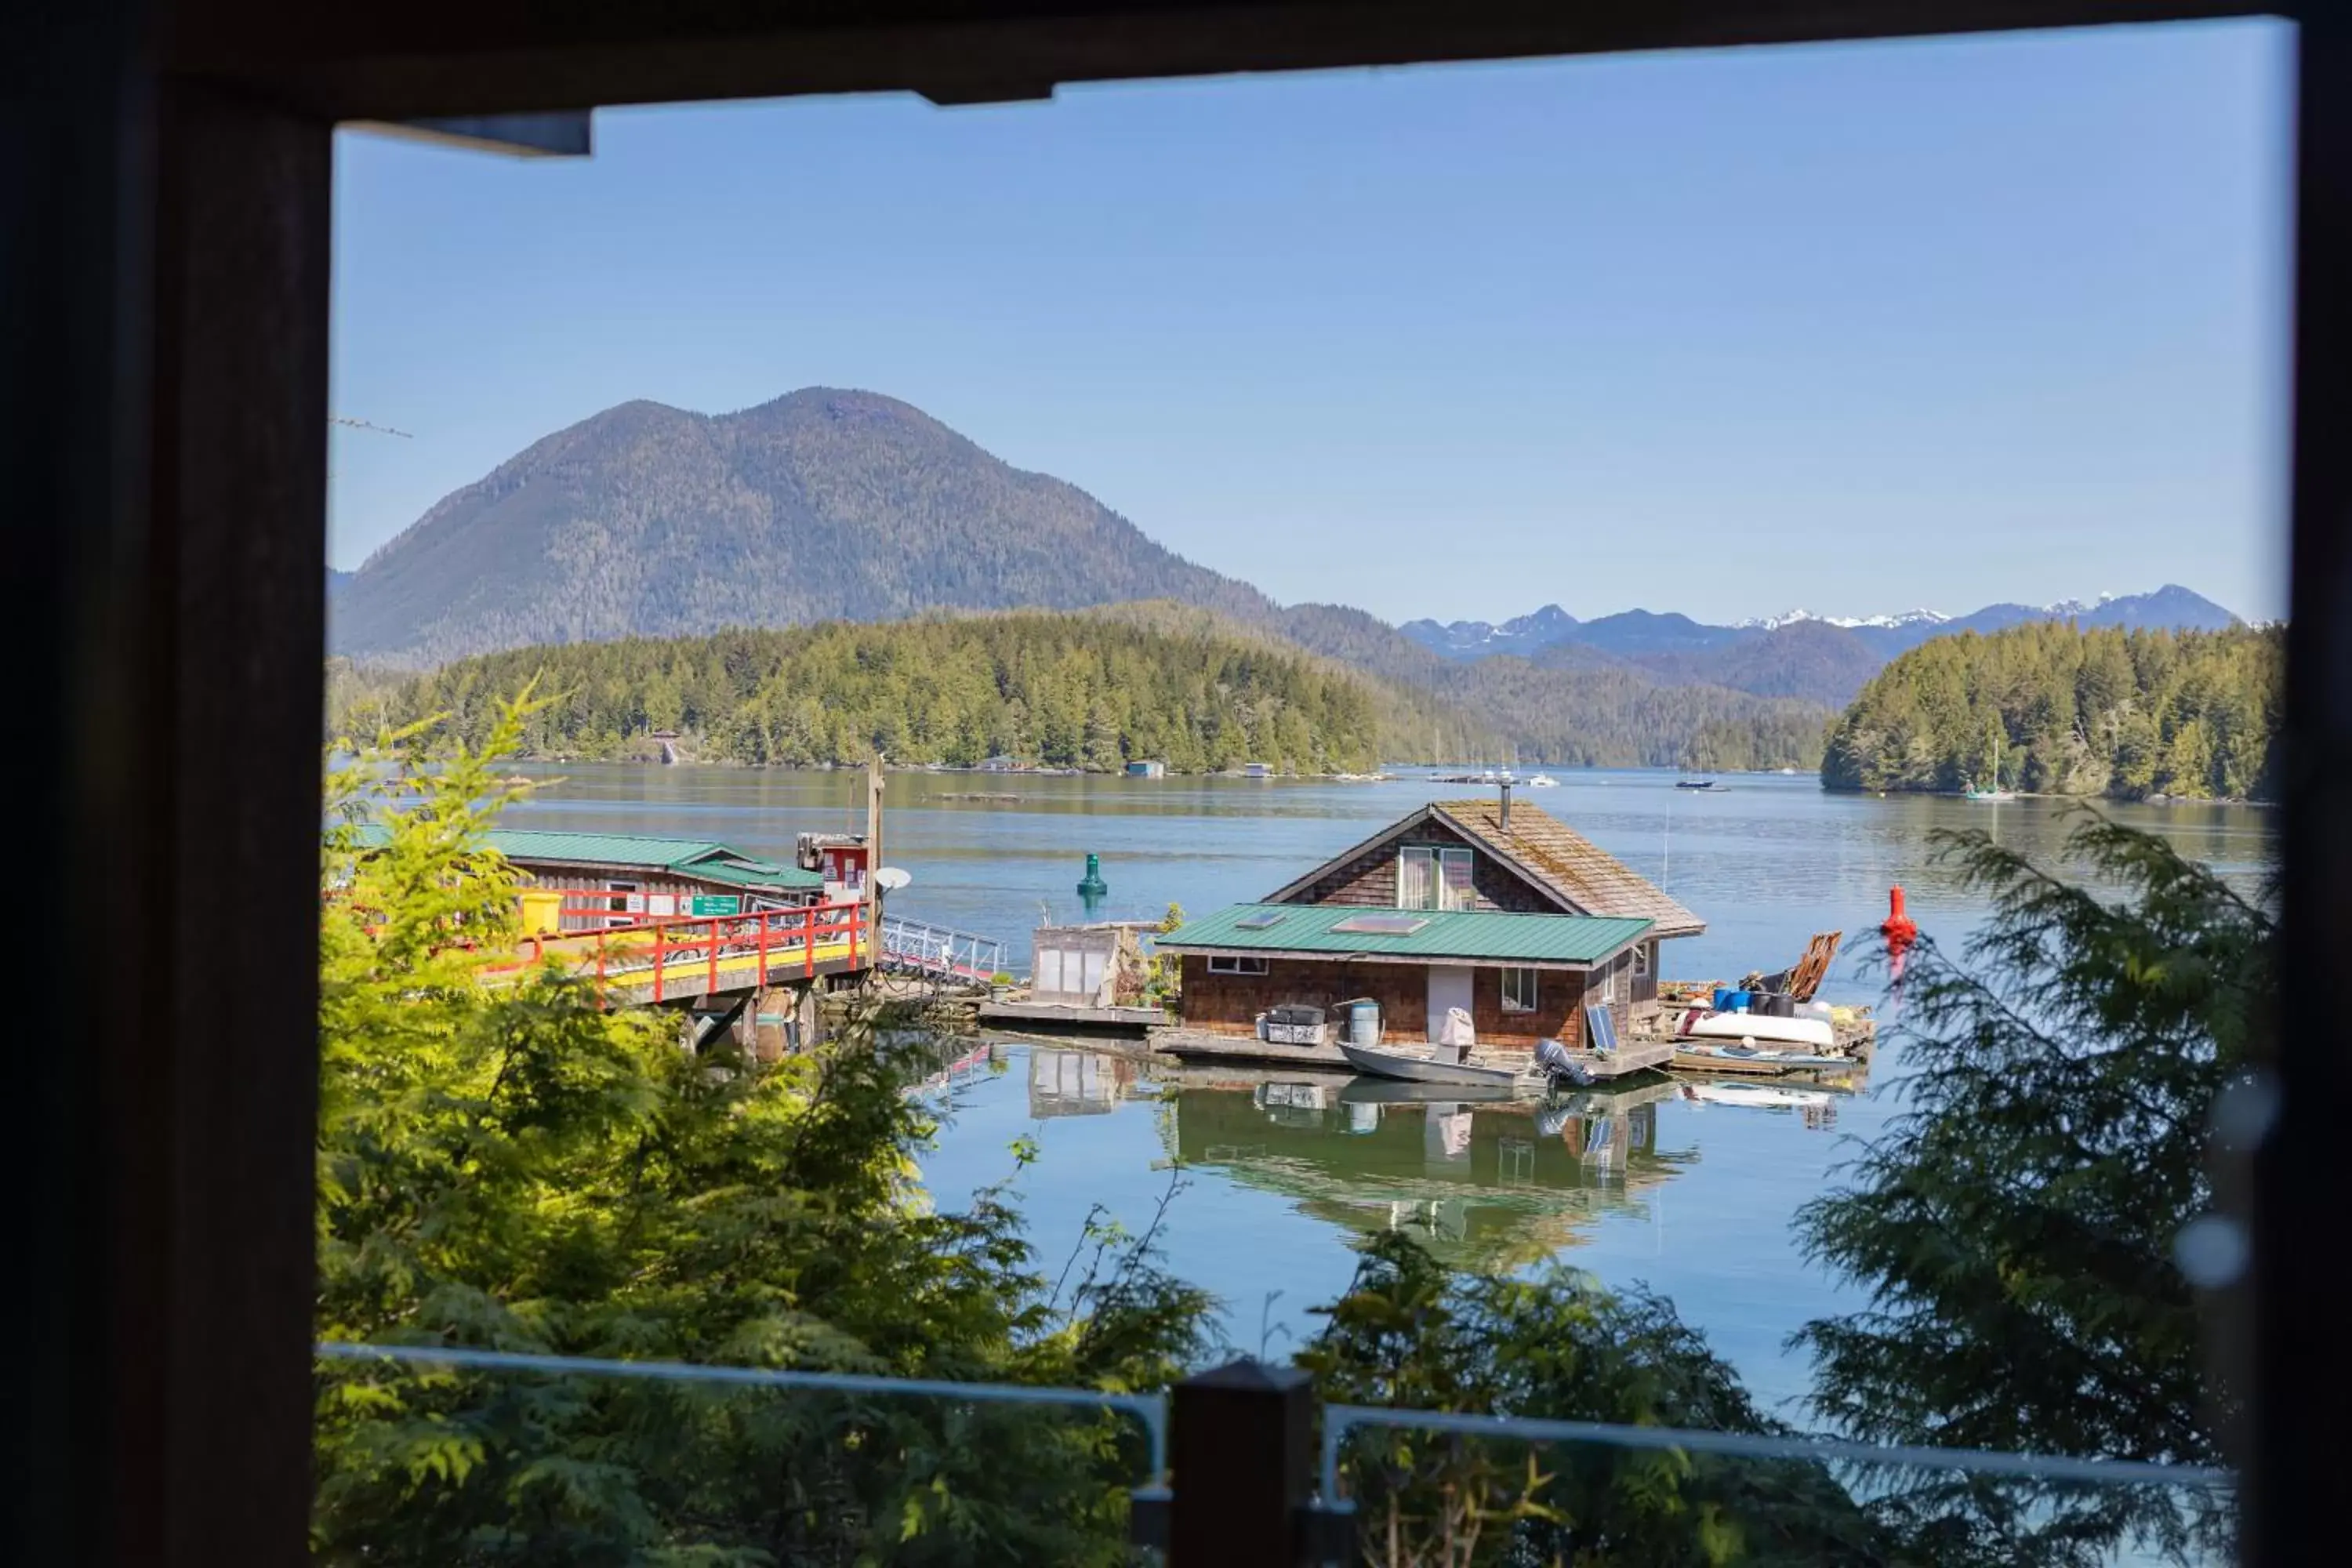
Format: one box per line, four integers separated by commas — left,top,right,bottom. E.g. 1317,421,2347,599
1398,844,1475,911
1632,941,1651,978
1207,953,1270,977
1500,964,1538,1013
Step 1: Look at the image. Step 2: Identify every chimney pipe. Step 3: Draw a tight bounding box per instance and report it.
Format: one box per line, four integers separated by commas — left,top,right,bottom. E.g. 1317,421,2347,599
1499,778,1513,832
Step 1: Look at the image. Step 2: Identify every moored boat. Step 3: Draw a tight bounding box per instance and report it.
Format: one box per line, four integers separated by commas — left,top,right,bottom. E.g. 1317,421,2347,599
1338,1039,1537,1091
1681,1010,1837,1052
1671,1040,1854,1076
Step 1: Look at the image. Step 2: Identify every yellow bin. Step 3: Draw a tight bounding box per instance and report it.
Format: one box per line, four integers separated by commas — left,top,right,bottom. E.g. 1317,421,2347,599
519,890,564,936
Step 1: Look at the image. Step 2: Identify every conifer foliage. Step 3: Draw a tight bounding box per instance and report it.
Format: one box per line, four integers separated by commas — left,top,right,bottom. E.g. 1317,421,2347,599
315,700,1212,1564
1795,815,2260,1566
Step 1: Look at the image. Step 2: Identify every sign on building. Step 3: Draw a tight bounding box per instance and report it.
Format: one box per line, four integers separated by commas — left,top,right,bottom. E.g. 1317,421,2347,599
689,894,742,916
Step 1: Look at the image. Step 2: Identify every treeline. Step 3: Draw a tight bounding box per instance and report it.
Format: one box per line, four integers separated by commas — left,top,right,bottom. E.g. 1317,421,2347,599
1820,622,2282,799
1438,657,1831,771
332,613,1450,775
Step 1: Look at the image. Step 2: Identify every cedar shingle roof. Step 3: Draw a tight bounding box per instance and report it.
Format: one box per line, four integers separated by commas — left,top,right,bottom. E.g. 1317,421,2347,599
1433,798,1705,938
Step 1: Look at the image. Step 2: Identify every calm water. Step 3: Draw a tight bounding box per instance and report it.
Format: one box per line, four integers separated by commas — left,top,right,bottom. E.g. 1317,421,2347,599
504,765,2274,1410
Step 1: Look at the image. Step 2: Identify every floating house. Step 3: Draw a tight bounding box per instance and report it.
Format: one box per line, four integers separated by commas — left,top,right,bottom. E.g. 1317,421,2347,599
355,826,829,931
1157,792,1703,1055
1125,758,1167,779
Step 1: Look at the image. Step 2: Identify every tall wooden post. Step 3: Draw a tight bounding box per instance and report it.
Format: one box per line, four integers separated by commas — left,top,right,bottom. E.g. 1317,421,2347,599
865,752,886,970
1171,1359,1312,1567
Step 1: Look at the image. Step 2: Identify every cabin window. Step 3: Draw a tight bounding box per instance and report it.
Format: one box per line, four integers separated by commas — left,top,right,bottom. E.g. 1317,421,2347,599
1632,942,1651,978
1398,845,1475,911
604,880,642,927
1594,960,1617,1005
1500,966,1538,1013
1208,954,1269,976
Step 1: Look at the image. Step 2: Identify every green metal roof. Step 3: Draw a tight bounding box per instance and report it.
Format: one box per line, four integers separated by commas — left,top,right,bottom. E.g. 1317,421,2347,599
1159,903,1651,966
347,823,823,888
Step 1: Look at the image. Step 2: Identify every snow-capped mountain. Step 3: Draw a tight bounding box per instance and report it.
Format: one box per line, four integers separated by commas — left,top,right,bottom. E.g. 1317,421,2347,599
1739,608,1951,633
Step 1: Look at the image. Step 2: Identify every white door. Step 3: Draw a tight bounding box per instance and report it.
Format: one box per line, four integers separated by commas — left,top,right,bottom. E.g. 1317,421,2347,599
1426,966,1474,1044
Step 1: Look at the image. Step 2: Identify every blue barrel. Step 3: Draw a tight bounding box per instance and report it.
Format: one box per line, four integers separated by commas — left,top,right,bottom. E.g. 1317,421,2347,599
1725,989,1752,1014
1348,1000,1381,1047
1713,987,1735,1012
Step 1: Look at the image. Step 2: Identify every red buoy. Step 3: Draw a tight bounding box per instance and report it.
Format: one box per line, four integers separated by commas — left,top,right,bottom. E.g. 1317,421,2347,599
1880,885,1919,977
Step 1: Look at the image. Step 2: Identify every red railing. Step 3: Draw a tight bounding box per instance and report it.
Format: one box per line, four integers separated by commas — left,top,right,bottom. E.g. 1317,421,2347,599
486,895,869,1005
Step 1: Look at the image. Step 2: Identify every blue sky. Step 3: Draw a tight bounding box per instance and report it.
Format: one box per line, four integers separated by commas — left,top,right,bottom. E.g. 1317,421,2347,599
331,19,2292,624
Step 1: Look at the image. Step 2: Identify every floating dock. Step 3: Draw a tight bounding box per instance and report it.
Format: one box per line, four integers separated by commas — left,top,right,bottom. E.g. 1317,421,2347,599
1149,1030,1675,1080
976,1000,1168,1033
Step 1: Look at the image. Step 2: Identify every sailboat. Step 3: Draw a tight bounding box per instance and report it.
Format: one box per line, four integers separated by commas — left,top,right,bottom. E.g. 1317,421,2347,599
1965,720,2016,802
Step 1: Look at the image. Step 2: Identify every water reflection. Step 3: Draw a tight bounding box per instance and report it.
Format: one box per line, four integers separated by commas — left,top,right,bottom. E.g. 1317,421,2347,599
1152,1061,1693,1274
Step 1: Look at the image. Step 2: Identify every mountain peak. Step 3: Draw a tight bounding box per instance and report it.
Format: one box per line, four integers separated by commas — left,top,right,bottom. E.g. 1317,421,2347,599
331,387,1269,663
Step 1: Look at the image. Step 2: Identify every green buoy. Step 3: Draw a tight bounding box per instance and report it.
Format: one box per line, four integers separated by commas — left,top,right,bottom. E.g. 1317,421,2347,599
1076,851,1109,900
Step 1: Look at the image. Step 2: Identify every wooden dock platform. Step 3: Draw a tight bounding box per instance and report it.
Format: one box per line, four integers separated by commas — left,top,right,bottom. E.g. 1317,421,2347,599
1146,1030,1675,1080
976,1000,1169,1033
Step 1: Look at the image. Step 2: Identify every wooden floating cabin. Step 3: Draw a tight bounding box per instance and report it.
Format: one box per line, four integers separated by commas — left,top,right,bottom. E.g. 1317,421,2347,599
353,826,865,932
1158,786,1704,1063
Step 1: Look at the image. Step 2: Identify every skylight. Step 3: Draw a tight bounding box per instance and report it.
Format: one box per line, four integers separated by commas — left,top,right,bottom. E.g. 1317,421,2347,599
1330,913,1430,935
1235,911,1289,930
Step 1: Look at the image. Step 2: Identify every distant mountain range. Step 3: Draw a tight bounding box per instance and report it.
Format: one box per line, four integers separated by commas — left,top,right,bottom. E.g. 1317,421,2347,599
1400,586,2241,706
325,386,2243,760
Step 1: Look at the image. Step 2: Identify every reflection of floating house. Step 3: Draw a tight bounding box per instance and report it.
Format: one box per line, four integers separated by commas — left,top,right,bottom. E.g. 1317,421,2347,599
1160,790,1704,1057
1027,1049,1138,1117
1167,1076,1684,1272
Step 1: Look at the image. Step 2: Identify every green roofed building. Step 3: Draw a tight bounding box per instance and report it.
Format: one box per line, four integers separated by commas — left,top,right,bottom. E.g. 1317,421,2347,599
351,822,826,929
1158,789,1704,1057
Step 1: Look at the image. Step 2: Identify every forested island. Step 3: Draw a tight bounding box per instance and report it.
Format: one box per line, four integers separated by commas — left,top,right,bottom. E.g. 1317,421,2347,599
328,609,1829,775
330,613,1457,775
1820,622,2281,800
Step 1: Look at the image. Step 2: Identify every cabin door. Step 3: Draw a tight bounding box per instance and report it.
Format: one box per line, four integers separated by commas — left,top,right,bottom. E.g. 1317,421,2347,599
1426,965,1473,1044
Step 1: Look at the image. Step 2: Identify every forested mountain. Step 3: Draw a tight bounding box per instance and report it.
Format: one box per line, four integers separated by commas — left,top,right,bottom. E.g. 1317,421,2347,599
1405,586,2241,665
331,389,1273,663
334,612,1459,775
1435,655,1828,771
1601,620,1892,707
332,605,1830,774
1820,622,2282,800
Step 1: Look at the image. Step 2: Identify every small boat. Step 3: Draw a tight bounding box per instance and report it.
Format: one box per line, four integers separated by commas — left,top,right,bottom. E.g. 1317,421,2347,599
1338,1039,1534,1091
1675,779,1722,791
1671,1041,1854,1076
1677,1080,1837,1109
1524,773,1560,788
1682,1011,1836,1051
1338,1075,1522,1105
1966,718,2016,800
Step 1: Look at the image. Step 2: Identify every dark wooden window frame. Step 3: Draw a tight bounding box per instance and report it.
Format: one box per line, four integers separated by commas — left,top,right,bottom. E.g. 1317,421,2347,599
7,4,2329,1564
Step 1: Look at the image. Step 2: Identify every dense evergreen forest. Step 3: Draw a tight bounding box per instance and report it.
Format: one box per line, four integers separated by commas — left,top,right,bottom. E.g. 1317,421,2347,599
1820,622,2282,800
332,613,1459,774
331,607,1834,775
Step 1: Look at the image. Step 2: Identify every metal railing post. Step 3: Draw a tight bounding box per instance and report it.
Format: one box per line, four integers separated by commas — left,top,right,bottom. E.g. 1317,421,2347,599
1171,1359,1312,1567
706,917,718,994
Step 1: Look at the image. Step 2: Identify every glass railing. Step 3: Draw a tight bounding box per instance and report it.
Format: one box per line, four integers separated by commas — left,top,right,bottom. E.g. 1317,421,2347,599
313,1341,1170,1563
1310,1403,2233,1567
314,1343,2232,1565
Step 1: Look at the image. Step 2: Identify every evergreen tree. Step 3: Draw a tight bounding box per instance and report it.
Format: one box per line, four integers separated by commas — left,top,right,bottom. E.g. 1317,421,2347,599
1795,815,2257,1566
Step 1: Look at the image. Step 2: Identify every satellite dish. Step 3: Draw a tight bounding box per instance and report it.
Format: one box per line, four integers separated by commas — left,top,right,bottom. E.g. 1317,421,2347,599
873,866,913,893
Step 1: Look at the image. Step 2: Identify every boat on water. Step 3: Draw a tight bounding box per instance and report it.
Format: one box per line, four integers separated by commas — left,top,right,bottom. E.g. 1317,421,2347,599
1682,1011,1836,1051
1338,1074,1523,1105
1678,1080,1838,1109
1966,718,2016,800
1675,779,1722,791
1671,1040,1854,1076
1338,1040,1537,1091
1523,773,1559,788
